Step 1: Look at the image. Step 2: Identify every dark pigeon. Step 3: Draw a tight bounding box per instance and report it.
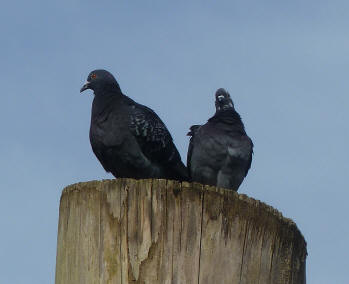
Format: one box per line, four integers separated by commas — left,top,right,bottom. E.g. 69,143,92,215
80,69,188,181
187,88,253,191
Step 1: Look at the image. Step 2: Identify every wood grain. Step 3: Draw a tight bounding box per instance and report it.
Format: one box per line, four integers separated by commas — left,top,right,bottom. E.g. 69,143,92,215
55,179,307,284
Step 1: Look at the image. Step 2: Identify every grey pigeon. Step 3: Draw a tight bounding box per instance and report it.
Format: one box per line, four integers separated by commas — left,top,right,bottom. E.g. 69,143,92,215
80,69,188,181
187,88,253,191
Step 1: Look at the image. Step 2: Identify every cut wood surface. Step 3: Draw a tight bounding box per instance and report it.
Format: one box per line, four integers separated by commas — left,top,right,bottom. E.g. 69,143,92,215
55,179,307,284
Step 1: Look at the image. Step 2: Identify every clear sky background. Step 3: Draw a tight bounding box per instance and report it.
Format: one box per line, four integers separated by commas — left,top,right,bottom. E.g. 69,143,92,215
1,1,348,283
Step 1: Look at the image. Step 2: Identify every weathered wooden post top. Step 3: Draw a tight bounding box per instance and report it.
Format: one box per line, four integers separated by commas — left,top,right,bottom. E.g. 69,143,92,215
55,179,307,284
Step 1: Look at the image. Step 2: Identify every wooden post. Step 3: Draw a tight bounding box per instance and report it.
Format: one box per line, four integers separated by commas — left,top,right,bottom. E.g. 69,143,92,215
55,179,307,284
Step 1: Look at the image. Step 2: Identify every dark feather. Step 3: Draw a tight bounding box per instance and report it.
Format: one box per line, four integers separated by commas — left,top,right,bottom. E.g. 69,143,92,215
187,125,201,179
187,89,253,191
82,69,188,181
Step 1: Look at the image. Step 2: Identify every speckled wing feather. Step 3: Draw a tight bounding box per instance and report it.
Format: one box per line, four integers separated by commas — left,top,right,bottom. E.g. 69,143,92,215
129,104,179,164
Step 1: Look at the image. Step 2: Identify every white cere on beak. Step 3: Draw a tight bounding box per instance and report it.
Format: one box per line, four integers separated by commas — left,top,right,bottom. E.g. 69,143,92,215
218,95,225,101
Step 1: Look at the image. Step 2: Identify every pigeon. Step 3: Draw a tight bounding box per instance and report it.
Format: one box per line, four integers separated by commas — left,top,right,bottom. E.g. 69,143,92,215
80,69,188,181
187,88,253,191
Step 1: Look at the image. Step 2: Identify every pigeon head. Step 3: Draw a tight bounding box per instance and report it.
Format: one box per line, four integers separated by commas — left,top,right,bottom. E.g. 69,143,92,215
80,69,121,94
215,88,234,111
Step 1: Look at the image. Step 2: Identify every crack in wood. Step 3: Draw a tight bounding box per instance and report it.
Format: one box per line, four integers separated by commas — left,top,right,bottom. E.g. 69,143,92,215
197,188,204,284
239,220,249,284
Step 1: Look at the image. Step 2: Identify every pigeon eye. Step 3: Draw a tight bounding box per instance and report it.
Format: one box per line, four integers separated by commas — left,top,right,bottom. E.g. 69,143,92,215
91,73,97,79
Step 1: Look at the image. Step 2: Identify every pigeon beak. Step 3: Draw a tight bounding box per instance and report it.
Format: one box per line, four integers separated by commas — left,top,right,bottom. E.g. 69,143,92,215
80,81,90,93
217,95,225,101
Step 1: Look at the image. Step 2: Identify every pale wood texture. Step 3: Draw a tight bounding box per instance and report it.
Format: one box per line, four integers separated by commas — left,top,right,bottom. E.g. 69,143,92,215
55,179,307,284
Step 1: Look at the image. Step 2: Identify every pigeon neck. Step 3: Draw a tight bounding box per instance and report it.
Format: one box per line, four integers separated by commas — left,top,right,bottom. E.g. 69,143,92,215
93,83,121,95
92,91,122,117
211,109,246,131
214,108,235,117
215,104,234,112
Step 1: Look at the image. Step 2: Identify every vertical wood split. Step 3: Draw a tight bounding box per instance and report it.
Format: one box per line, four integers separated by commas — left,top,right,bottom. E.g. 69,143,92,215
197,189,204,284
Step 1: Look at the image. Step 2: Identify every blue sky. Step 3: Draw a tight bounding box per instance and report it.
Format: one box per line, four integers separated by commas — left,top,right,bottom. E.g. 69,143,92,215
1,1,348,283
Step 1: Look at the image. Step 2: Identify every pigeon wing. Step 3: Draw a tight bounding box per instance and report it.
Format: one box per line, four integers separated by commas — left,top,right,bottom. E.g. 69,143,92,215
244,138,254,176
186,125,201,178
129,104,180,165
